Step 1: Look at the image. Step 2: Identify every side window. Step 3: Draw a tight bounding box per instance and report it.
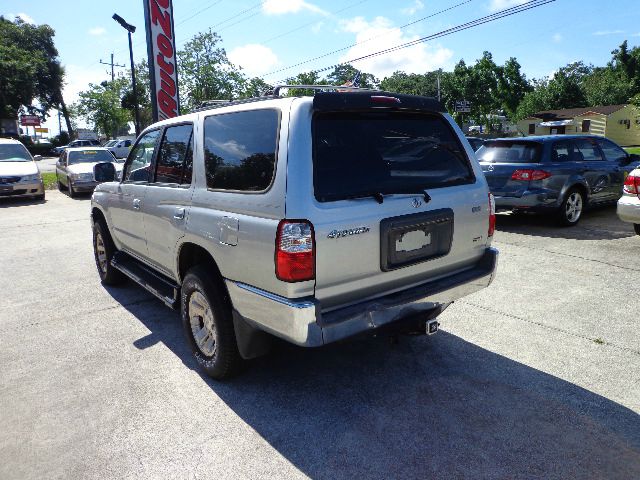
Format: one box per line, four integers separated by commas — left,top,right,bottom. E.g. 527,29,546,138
203,109,279,192
123,130,161,182
551,141,573,162
124,140,132,147
155,124,194,185
597,138,628,163
572,138,603,162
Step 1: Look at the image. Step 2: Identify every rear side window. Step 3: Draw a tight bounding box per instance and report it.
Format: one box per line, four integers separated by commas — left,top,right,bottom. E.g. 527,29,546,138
573,138,603,161
313,111,473,202
596,138,627,163
477,141,542,164
203,109,279,192
155,124,193,185
551,141,574,162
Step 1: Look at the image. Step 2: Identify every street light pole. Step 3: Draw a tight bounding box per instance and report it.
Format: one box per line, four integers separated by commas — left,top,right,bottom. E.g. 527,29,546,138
112,14,141,137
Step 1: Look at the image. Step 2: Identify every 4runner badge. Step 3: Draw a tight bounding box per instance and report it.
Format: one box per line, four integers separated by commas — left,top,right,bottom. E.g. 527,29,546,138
327,226,370,239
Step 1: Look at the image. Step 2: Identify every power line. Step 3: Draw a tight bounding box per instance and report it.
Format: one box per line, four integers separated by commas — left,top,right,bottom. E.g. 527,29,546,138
267,0,556,80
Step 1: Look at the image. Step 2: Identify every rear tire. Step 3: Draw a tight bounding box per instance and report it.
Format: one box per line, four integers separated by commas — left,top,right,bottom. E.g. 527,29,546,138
557,188,584,226
634,224,640,236
57,175,65,191
181,265,244,380
67,177,76,198
92,220,125,286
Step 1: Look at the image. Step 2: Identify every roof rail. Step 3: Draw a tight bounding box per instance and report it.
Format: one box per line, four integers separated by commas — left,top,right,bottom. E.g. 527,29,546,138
271,84,378,97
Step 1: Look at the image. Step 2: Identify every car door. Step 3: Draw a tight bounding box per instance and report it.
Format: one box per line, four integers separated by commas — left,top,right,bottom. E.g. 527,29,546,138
142,123,195,275
596,137,631,199
108,129,161,260
56,152,68,186
572,137,610,203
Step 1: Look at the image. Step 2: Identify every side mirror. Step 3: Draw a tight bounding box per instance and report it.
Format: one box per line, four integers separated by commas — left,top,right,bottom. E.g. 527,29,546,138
33,154,42,161
94,162,116,182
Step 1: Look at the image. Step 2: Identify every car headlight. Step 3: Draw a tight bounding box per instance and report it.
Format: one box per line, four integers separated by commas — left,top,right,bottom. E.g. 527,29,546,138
71,173,94,181
21,174,41,182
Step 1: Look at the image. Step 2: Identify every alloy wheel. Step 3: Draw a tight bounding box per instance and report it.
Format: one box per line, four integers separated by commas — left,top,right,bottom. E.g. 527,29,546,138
565,192,583,223
188,291,217,357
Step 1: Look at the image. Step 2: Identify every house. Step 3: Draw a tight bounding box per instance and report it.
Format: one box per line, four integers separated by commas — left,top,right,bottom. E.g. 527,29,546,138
517,104,640,146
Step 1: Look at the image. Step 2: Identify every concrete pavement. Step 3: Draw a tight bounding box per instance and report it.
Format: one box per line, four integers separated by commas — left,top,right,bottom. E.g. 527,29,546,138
0,191,638,479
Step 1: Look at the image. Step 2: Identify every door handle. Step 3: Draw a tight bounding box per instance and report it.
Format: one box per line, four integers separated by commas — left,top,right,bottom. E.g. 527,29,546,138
173,207,185,220
132,198,141,210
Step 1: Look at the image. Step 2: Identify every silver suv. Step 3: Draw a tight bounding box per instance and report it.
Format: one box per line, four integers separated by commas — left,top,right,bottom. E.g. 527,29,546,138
91,87,498,379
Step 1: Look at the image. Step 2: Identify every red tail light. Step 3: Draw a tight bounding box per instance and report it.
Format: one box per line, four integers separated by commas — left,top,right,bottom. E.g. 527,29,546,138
511,169,552,181
623,174,640,195
276,220,315,282
488,193,496,237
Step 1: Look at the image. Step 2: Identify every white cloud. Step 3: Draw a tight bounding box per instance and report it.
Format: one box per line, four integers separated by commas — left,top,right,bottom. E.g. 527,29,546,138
552,33,562,43
88,27,106,36
488,0,527,12
593,30,624,36
5,12,35,24
311,21,324,34
262,0,327,16
338,16,453,79
402,0,424,15
228,44,280,77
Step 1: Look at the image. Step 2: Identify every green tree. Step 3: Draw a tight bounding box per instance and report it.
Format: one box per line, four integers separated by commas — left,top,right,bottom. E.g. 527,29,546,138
74,77,131,137
583,67,632,106
380,71,440,96
284,71,326,96
240,77,273,98
496,57,532,118
177,29,245,112
327,64,378,89
122,60,153,130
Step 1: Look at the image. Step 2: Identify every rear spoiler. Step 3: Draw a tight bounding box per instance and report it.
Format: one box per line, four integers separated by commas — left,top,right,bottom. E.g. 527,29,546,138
312,90,445,112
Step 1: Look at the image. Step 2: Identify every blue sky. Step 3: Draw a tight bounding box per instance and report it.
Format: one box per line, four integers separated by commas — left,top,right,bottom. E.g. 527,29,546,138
4,0,640,135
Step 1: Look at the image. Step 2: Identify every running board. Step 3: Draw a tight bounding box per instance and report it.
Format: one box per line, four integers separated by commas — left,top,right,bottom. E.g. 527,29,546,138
111,252,180,309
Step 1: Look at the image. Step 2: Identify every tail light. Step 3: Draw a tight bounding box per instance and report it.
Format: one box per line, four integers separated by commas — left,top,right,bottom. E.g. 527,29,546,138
623,174,640,195
488,193,496,237
511,169,552,181
276,220,315,282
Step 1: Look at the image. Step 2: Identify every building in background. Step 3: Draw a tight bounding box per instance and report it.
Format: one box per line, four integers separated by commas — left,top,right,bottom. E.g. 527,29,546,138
518,105,640,146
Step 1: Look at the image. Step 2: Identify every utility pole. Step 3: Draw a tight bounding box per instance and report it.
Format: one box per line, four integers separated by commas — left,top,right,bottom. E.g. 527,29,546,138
99,53,126,82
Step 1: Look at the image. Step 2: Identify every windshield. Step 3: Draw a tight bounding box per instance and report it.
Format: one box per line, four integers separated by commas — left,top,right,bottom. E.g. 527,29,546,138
68,150,115,164
103,140,117,147
313,111,474,202
477,141,542,164
0,144,32,162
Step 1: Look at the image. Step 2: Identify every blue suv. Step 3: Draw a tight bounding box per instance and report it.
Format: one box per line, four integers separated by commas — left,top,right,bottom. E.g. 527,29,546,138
478,135,640,225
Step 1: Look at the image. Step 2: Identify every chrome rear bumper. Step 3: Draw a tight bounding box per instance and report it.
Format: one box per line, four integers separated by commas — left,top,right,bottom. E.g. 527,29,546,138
226,247,498,347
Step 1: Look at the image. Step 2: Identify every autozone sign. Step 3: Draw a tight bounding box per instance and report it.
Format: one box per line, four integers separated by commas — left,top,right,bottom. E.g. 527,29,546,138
144,0,180,121
20,115,41,126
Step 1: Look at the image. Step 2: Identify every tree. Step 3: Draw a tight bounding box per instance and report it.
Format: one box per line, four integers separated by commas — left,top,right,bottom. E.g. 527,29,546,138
583,67,632,106
496,58,532,118
380,71,440,96
122,60,153,130
284,71,326,96
327,64,378,89
177,29,245,112
240,77,273,98
74,78,131,137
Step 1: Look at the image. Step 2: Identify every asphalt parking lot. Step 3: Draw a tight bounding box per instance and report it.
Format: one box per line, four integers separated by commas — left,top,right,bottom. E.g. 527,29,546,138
1,190,638,479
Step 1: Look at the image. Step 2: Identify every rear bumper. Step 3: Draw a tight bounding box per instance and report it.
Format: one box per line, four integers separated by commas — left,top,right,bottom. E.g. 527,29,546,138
617,195,640,224
226,247,499,347
493,190,558,210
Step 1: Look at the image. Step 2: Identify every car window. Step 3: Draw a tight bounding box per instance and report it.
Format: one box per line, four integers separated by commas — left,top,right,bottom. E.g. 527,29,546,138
124,140,132,147
477,141,542,164
68,150,115,164
572,138,603,162
596,138,628,163
124,130,161,182
155,124,193,185
0,143,32,162
204,109,279,191
551,140,574,162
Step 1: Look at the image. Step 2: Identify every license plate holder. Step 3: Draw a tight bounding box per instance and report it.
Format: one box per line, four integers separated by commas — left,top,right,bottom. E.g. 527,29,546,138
380,209,454,271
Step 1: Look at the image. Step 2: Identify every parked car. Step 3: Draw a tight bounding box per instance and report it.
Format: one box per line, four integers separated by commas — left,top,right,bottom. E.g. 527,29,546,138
56,147,122,198
90,88,498,379
0,138,45,200
478,135,640,226
52,139,101,155
617,167,640,235
105,138,133,158
466,137,485,151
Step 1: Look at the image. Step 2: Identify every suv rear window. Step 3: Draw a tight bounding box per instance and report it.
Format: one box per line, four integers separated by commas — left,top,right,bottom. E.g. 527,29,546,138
313,111,474,202
477,141,542,164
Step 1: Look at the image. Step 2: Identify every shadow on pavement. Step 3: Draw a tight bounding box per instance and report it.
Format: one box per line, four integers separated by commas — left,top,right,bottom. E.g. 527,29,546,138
496,204,636,241
0,196,46,208
107,285,640,479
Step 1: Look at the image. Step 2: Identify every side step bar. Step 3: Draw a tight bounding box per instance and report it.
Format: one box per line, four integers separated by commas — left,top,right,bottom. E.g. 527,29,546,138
111,252,180,309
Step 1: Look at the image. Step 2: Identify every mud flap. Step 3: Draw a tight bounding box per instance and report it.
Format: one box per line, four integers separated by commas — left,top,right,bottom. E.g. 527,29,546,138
232,310,273,359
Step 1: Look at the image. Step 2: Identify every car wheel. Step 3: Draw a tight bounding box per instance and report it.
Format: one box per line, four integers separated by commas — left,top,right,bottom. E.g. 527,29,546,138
634,224,640,236
67,177,75,198
56,175,65,191
181,265,244,380
92,220,125,286
558,188,584,226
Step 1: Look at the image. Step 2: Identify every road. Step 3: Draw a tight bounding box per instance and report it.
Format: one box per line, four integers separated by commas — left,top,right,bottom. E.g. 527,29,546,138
0,191,638,479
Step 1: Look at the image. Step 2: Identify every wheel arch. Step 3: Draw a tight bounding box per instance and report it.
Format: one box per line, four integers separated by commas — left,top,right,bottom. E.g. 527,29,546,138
177,242,225,286
561,180,589,205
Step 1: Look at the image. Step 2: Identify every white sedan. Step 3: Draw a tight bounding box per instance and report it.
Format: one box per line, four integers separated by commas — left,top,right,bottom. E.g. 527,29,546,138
618,168,640,235
55,147,123,198
0,138,45,200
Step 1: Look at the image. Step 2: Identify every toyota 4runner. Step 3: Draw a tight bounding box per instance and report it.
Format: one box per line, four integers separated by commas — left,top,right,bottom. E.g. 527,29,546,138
91,87,498,379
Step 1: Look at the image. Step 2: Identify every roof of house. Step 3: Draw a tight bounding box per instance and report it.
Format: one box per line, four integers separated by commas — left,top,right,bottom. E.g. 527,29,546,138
527,104,627,120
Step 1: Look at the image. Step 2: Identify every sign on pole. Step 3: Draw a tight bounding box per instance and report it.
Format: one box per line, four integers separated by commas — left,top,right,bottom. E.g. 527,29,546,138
143,0,180,122
455,100,472,113
35,127,49,133
20,115,41,126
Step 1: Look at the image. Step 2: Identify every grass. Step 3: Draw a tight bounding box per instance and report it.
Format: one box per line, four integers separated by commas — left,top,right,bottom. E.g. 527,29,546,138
624,147,640,155
41,172,58,190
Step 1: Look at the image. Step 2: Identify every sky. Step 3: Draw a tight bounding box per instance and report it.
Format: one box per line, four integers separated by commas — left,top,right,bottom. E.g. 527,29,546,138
3,0,640,136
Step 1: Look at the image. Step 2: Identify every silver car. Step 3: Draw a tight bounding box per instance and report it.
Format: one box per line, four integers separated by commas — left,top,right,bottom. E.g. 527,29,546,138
91,87,498,379
617,167,640,235
56,147,123,197
0,138,44,200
